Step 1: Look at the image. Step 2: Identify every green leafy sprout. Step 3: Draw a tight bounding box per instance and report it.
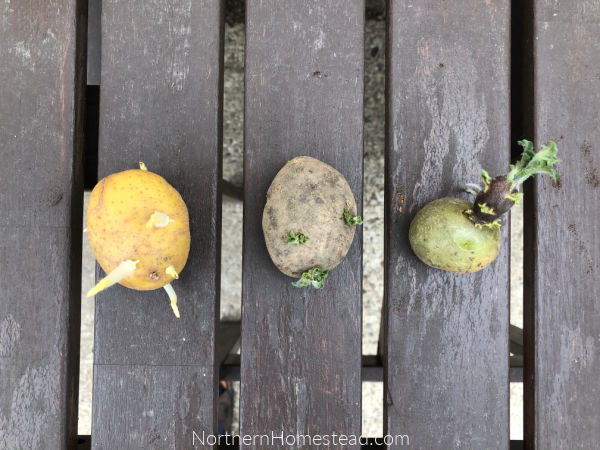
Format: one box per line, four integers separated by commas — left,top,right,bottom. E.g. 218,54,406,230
291,267,330,289
478,203,495,215
287,230,307,247
481,169,492,188
474,219,502,230
504,191,524,204
344,208,363,226
508,140,561,188
465,139,560,228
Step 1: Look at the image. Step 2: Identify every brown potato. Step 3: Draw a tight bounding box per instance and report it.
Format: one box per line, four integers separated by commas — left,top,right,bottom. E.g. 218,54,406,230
262,156,358,278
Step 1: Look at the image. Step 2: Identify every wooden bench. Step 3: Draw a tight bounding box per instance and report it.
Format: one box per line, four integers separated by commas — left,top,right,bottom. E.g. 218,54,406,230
1,0,599,448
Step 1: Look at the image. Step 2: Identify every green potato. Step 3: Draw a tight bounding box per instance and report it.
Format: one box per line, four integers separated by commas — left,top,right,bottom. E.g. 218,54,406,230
409,198,500,273
409,140,560,274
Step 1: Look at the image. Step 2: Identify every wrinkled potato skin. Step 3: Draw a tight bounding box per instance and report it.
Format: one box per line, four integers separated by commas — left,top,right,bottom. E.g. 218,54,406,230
263,156,357,278
87,169,190,290
409,198,500,273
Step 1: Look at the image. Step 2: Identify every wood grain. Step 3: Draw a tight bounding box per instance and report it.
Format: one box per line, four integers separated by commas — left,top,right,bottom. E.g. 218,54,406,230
87,0,101,86
385,1,511,447
91,1,223,448
525,1,600,448
240,1,364,447
0,1,86,448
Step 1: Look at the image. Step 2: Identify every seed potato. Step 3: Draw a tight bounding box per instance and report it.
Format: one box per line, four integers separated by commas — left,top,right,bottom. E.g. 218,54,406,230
86,164,190,316
262,156,359,279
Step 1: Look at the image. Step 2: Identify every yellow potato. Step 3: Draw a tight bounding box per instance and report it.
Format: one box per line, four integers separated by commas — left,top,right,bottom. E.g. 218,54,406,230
86,163,190,316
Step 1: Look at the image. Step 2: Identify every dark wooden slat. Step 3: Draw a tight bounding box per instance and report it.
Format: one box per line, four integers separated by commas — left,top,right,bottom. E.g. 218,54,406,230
93,366,212,447
83,86,100,190
241,0,364,445
87,0,101,85
226,354,523,382
0,1,86,449
216,321,241,368
361,356,384,383
385,1,510,447
511,354,524,369
222,180,243,202
525,2,600,448
77,436,92,450
511,441,524,450
92,1,223,447
510,368,524,383
224,355,385,382
220,354,241,380
510,324,524,355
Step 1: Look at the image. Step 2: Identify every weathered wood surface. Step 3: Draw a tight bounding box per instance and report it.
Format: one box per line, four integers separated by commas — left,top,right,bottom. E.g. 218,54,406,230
385,1,510,447
525,1,600,448
240,0,364,446
87,0,101,86
91,1,223,448
0,1,86,449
